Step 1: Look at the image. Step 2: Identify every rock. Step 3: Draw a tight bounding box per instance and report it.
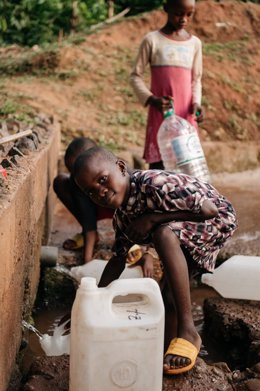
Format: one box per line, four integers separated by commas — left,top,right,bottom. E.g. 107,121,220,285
203,297,260,369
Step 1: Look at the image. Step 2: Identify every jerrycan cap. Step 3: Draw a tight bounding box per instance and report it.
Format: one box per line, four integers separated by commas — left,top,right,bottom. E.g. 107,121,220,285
163,108,174,119
201,273,213,286
80,277,97,290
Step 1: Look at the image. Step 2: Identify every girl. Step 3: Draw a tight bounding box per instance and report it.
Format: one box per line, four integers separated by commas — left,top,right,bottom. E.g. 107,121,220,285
74,146,238,375
130,0,203,169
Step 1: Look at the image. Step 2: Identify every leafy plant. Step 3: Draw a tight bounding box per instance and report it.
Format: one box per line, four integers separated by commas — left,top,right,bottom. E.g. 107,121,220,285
0,0,164,46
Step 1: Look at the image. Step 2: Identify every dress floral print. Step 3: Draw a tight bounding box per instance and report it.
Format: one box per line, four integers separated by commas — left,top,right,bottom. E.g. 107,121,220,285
113,170,238,272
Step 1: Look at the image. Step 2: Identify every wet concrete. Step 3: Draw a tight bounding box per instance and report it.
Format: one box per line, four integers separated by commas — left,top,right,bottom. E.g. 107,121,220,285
211,169,260,259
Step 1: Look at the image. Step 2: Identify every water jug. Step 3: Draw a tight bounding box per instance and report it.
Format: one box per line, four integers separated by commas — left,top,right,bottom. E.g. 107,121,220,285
70,259,144,284
201,255,260,300
69,277,165,391
157,104,210,182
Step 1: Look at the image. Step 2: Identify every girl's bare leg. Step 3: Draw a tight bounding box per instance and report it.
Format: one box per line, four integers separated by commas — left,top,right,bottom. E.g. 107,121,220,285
153,225,201,369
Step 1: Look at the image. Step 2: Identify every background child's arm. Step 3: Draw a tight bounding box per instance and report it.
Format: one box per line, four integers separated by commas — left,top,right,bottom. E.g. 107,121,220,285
98,255,126,287
191,38,204,122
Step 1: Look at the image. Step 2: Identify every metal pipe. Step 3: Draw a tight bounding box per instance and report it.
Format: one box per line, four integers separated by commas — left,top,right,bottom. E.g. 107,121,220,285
40,246,58,267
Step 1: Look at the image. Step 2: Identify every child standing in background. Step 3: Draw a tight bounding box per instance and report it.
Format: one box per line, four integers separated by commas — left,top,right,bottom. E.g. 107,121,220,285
74,146,237,375
130,0,204,169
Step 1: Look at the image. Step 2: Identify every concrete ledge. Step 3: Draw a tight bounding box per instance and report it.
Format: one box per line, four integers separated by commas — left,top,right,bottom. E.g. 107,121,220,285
0,121,60,391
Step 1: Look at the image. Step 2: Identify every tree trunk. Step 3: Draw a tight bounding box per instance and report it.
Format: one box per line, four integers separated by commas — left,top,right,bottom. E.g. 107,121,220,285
108,0,114,18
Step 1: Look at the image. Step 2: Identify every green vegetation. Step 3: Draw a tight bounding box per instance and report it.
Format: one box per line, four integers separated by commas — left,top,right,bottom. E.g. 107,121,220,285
0,0,162,47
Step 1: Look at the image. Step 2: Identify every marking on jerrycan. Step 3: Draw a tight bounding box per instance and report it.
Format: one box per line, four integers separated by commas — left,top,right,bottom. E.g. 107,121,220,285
127,308,145,320
110,360,137,387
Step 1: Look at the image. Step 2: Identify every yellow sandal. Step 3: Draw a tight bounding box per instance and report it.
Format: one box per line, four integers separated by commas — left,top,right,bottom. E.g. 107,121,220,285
163,338,199,375
63,233,84,251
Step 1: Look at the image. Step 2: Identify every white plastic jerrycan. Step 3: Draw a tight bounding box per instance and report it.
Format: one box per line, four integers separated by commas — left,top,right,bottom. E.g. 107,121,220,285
69,259,143,285
69,277,164,391
201,255,260,300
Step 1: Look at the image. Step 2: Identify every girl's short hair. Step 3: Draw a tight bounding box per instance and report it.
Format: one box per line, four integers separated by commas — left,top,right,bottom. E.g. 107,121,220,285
73,146,117,177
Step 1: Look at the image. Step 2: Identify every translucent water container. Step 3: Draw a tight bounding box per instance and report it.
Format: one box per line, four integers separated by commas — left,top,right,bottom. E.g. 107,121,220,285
201,255,260,300
69,277,165,391
157,106,210,182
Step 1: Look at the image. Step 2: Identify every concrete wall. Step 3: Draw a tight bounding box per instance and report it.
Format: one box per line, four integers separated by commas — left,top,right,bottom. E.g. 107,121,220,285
0,122,60,391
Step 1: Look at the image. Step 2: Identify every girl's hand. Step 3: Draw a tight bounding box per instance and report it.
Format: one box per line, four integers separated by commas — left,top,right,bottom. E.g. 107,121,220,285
192,103,204,123
142,252,154,278
125,214,155,243
147,95,173,114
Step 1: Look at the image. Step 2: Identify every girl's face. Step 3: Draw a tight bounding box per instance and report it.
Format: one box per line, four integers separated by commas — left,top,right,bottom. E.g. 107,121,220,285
75,158,129,209
165,0,195,31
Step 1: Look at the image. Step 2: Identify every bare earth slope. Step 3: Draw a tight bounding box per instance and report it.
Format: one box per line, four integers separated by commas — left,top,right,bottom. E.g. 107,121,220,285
1,0,260,157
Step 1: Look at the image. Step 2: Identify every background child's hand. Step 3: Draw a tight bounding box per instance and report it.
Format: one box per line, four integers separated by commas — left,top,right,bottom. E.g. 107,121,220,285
147,95,173,114
192,103,204,123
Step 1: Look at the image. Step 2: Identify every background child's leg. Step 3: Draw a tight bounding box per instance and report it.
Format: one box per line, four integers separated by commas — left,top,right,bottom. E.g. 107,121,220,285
149,161,164,170
53,174,98,261
153,225,201,369
53,174,81,222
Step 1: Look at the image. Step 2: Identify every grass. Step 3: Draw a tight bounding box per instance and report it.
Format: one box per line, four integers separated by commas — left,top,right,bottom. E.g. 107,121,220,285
220,76,244,93
203,39,253,65
0,94,36,122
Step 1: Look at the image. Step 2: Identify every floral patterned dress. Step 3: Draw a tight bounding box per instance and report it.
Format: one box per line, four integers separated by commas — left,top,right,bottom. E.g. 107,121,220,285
113,170,238,272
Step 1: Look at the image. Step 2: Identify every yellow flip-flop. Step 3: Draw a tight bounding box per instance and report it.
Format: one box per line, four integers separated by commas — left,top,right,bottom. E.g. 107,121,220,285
163,338,199,375
63,233,84,251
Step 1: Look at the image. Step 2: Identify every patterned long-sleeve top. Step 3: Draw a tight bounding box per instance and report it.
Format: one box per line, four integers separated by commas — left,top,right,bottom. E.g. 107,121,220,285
113,170,237,272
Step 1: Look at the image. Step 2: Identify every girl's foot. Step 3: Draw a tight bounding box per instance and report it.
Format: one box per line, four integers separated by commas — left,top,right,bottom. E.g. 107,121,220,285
163,332,201,374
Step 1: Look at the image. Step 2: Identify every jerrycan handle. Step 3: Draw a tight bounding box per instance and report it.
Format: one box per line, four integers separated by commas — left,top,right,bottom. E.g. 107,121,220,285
107,278,162,305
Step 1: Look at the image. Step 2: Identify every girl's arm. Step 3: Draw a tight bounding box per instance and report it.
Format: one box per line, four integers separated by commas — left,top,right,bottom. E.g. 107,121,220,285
98,255,126,287
191,38,203,122
150,199,218,225
125,199,218,242
130,36,153,106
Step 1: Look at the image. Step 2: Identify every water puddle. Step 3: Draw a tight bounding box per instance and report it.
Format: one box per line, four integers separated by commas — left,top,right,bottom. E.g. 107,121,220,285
21,283,220,373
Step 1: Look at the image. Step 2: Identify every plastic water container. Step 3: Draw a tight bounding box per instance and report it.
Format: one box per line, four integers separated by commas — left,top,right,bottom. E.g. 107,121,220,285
157,105,210,182
70,259,144,284
69,277,165,391
201,255,260,300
